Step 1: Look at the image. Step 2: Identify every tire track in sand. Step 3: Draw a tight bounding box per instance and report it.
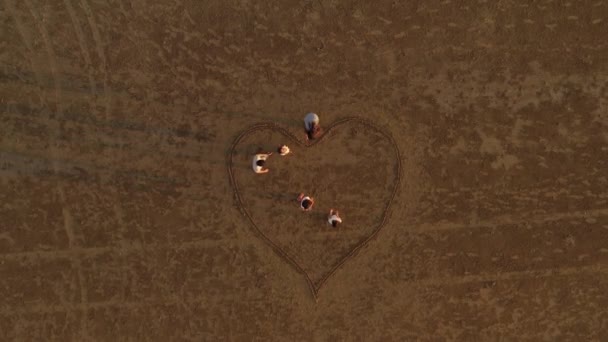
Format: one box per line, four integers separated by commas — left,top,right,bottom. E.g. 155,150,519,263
67,0,133,297
22,0,89,337
79,0,110,119
62,0,98,97
410,208,608,234
1,263,606,316
3,0,45,105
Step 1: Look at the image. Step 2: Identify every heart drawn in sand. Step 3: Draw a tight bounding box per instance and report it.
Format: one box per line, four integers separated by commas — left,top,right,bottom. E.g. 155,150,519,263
228,117,401,299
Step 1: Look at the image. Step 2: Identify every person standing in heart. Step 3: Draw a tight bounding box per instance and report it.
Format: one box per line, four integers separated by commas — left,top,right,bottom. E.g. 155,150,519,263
304,112,322,140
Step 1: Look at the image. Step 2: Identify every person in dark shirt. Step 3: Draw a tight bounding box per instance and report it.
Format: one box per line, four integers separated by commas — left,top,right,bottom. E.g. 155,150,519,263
304,112,322,140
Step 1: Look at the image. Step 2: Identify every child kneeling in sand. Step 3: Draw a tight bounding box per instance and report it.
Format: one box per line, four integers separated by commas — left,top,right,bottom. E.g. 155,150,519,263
277,144,291,156
252,152,272,173
327,209,342,228
297,193,314,211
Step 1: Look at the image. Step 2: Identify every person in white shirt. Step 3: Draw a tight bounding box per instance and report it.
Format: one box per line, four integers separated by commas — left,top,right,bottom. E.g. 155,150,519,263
252,152,272,173
297,193,314,211
327,209,342,228
304,112,322,140
277,144,291,156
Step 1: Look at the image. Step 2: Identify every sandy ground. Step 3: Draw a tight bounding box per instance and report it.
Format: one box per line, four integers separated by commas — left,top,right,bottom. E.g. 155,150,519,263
1,0,608,340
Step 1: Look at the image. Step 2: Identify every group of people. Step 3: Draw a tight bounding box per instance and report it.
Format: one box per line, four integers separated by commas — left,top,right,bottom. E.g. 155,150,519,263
251,113,343,228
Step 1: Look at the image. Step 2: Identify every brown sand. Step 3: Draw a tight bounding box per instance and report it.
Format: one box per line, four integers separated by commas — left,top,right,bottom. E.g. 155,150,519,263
1,0,608,340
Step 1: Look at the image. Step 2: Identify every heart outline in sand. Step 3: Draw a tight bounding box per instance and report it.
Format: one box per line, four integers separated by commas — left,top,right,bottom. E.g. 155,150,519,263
227,117,401,299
